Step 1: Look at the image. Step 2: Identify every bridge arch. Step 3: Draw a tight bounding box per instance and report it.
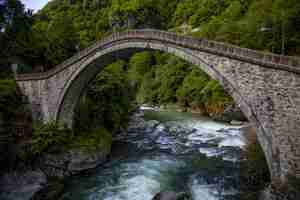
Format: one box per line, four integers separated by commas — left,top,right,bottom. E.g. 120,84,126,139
56,41,227,126
16,30,300,184
55,39,276,182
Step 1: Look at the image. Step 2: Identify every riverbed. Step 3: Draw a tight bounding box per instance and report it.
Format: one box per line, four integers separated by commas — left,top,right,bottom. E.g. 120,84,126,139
60,107,247,200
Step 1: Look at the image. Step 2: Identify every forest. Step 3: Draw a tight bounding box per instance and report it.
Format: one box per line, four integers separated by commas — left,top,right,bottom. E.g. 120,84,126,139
1,0,300,72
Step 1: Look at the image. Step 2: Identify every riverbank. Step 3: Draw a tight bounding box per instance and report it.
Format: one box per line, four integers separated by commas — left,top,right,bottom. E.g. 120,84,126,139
0,125,112,200
141,102,247,125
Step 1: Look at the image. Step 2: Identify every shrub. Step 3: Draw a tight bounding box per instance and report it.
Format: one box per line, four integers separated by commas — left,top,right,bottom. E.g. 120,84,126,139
128,52,154,89
71,127,112,153
0,79,25,146
176,68,210,108
0,79,23,119
31,122,73,154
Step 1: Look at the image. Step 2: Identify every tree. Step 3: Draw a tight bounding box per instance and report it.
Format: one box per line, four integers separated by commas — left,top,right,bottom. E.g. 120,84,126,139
0,0,33,69
75,60,134,132
45,14,79,67
155,56,189,104
272,0,300,55
176,68,210,108
127,51,154,89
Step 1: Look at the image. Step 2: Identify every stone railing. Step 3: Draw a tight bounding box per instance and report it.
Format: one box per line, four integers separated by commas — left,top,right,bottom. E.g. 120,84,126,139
16,29,300,81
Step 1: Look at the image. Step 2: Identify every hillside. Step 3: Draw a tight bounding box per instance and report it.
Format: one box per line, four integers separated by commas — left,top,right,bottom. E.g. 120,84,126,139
14,0,300,70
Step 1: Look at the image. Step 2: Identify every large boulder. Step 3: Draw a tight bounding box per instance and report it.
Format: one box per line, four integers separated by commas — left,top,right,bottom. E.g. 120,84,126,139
152,191,191,200
164,121,196,136
39,148,109,178
0,170,47,200
212,103,247,123
31,178,64,200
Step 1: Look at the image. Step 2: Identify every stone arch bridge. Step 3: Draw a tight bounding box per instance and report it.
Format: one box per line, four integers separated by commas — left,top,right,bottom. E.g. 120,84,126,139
15,29,300,184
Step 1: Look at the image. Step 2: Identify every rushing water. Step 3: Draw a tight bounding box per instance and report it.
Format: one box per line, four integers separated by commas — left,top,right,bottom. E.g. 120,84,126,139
60,108,247,200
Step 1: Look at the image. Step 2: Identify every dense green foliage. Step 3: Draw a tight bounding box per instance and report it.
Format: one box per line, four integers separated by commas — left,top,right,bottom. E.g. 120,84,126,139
174,0,300,55
128,52,232,114
0,79,22,122
7,0,298,71
1,0,297,71
0,79,26,144
11,0,179,68
74,60,135,132
0,78,31,171
71,127,112,153
0,0,33,69
30,122,73,154
18,121,112,159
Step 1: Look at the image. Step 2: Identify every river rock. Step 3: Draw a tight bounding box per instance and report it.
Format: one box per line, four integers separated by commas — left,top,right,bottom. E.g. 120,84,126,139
126,116,148,132
145,120,160,129
165,121,196,136
212,103,247,123
230,120,244,126
39,148,109,178
126,122,145,132
152,191,191,200
31,178,64,200
144,120,160,133
0,170,47,200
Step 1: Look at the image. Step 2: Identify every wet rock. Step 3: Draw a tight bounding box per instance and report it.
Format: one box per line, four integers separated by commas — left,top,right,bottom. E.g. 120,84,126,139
126,114,149,132
140,104,157,111
127,121,146,132
152,191,191,200
198,147,221,157
39,148,109,178
171,143,188,155
230,120,244,126
145,120,160,129
164,122,195,136
127,114,160,134
155,136,176,146
133,110,144,118
238,124,254,133
212,103,247,123
169,126,184,135
259,182,300,200
0,170,47,200
143,120,160,134
31,178,64,200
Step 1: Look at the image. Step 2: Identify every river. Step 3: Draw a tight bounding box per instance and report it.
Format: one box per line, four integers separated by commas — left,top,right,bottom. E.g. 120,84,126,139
60,107,247,200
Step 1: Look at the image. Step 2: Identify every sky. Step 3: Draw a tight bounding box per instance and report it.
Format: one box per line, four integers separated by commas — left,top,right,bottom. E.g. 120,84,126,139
21,0,49,12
